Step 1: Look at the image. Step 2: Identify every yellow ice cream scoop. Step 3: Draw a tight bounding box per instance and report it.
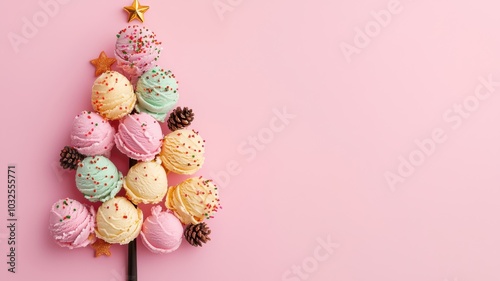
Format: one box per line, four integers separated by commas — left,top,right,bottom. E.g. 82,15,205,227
165,177,220,225
95,197,143,244
159,129,205,175
91,71,136,120
123,158,168,205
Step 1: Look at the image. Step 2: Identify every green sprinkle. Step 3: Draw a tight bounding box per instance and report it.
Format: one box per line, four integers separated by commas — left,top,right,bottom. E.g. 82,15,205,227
56,205,59,208
95,123,98,126
116,34,120,38
192,155,195,158
66,215,71,219
73,209,76,211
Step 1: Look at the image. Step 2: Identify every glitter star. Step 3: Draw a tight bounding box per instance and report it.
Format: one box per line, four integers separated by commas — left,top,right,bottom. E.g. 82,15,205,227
91,238,112,257
90,51,116,77
124,0,149,23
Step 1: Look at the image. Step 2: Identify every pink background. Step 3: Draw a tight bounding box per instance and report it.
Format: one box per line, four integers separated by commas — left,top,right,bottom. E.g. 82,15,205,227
2,0,500,280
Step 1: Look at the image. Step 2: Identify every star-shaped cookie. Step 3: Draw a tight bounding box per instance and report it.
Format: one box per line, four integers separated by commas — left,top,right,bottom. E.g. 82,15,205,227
91,238,112,257
90,51,116,77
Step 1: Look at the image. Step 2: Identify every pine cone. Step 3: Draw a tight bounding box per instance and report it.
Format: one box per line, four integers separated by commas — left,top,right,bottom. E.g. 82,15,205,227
59,146,85,170
184,222,211,247
167,107,194,131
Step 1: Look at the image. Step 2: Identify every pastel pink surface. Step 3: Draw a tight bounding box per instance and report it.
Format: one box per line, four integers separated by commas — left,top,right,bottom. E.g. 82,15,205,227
70,111,115,157
3,0,500,281
114,112,163,161
140,206,183,254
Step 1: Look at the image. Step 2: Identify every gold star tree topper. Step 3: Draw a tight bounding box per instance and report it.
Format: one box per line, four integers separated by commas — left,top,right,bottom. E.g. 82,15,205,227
124,0,149,23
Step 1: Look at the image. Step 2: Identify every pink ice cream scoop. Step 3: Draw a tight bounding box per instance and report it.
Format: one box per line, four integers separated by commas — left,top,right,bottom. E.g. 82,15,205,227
49,198,96,249
115,112,163,161
70,111,115,157
140,206,183,254
115,25,162,83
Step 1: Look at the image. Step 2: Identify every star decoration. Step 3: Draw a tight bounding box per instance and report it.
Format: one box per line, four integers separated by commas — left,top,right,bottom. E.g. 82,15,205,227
91,238,112,257
124,0,149,23
90,51,116,77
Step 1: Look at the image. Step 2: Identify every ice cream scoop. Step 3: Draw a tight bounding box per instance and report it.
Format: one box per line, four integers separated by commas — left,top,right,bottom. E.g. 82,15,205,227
49,198,96,249
165,177,220,225
115,25,162,82
159,129,205,175
70,111,115,157
95,197,143,245
140,206,183,254
75,156,123,202
135,67,179,122
123,158,168,205
114,112,163,161
91,71,136,120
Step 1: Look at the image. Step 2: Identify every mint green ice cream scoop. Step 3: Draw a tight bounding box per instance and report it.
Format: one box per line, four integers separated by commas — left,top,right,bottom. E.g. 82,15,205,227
135,67,179,122
75,156,123,202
